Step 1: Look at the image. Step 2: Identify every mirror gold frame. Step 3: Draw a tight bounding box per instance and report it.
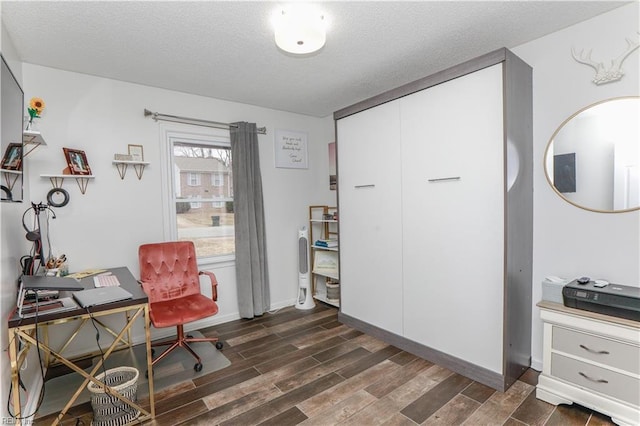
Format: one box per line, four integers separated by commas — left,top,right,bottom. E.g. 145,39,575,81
543,96,640,213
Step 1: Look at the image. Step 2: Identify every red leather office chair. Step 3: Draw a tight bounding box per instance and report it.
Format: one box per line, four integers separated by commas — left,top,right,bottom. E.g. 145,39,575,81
138,241,223,372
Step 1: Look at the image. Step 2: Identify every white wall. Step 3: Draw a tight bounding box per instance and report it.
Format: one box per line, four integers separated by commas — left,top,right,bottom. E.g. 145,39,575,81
21,61,336,324
1,19,36,422
512,2,640,370
2,63,336,417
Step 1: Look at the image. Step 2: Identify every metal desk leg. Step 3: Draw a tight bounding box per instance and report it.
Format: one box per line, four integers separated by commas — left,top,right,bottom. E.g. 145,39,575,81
145,304,155,418
8,328,22,423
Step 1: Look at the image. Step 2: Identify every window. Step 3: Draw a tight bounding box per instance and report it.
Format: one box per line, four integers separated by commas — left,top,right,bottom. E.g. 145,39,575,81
164,127,234,260
212,173,224,187
188,173,201,186
189,195,202,209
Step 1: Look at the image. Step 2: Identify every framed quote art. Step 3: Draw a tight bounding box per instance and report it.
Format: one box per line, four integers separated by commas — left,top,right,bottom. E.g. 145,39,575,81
274,129,308,169
128,144,144,161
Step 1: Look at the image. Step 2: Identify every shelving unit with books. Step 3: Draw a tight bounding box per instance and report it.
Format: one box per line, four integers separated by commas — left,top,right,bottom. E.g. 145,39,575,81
308,205,339,307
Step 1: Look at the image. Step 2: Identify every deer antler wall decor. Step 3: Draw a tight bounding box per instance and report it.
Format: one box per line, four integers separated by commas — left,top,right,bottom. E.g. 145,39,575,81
571,33,640,85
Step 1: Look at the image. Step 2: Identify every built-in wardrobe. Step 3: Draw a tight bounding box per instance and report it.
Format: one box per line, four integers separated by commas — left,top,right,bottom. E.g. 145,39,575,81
335,48,533,392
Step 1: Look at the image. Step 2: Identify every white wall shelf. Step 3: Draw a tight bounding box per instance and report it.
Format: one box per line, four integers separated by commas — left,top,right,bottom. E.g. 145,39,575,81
23,130,47,157
112,160,150,180
41,174,95,195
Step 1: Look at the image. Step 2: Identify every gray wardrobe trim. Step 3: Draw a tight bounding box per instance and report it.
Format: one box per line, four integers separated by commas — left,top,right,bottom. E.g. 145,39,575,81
334,48,508,120
339,312,508,392
502,49,534,389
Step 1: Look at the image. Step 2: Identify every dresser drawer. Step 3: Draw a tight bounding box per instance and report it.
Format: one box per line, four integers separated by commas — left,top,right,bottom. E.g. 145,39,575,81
551,353,640,406
552,326,639,375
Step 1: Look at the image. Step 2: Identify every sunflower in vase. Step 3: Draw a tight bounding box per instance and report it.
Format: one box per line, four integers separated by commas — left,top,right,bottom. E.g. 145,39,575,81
26,97,46,130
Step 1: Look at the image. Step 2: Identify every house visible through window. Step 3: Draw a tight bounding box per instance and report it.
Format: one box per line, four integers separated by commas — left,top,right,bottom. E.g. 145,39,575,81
169,133,234,259
212,172,224,187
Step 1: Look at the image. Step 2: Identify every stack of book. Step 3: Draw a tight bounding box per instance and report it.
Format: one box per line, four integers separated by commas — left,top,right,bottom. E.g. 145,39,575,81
314,239,338,248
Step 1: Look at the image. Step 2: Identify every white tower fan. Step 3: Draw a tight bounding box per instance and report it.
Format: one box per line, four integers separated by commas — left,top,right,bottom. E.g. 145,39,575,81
295,226,315,310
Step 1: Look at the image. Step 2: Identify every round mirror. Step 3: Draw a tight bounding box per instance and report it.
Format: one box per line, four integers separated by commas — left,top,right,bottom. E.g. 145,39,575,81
544,97,639,213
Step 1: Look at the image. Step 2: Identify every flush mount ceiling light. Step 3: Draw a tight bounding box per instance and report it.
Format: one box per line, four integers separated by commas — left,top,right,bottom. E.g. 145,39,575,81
272,5,327,55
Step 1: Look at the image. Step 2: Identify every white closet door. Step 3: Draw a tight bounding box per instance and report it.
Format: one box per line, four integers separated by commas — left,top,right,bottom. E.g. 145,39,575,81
337,100,404,335
401,64,505,373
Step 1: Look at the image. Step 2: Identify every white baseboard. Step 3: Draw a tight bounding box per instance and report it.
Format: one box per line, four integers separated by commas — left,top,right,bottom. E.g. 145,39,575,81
531,357,543,372
270,299,296,312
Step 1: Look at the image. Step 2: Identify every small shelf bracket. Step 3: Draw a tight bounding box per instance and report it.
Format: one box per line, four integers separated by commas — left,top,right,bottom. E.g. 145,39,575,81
41,174,95,195
1,170,22,191
22,130,47,157
112,160,149,180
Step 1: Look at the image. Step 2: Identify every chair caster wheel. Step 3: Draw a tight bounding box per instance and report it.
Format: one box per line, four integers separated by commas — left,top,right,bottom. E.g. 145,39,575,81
151,348,155,356
194,363,203,372
215,342,224,350
187,334,194,339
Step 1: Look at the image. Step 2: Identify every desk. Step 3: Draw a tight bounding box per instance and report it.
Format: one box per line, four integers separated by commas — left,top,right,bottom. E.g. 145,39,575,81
7,267,155,425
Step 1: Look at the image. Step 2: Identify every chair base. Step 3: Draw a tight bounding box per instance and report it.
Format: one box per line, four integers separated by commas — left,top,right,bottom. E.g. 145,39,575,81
151,324,220,368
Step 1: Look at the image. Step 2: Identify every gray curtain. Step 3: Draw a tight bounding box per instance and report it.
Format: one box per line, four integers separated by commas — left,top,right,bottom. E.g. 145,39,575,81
230,122,270,318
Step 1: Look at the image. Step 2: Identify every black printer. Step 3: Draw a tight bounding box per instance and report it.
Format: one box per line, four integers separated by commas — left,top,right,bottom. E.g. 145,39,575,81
563,279,640,321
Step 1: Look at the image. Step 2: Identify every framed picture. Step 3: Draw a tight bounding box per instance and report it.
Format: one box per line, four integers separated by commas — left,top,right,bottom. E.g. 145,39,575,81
554,152,576,193
274,129,308,169
114,153,133,161
328,142,336,190
1,143,22,170
63,148,92,175
128,144,144,161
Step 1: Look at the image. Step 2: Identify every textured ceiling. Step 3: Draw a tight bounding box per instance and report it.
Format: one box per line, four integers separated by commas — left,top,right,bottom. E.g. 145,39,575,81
1,1,627,117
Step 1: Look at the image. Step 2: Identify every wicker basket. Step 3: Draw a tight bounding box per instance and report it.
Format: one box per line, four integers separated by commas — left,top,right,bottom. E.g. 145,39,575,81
87,367,140,426
326,281,340,302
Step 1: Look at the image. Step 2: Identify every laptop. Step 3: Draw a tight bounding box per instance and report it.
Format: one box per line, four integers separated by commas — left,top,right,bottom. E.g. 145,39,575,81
72,286,133,308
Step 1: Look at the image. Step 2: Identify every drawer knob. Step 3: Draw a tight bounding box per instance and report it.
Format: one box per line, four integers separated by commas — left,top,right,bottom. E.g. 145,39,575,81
579,344,610,355
579,371,609,384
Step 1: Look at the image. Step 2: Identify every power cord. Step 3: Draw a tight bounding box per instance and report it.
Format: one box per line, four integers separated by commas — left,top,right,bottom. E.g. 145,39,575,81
7,292,46,420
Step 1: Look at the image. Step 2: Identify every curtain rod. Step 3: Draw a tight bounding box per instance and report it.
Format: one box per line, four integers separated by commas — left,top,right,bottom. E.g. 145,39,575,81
143,109,267,135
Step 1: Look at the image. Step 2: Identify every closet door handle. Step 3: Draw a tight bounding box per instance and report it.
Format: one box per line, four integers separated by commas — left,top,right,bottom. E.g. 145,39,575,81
428,176,461,183
354,184,375,189
579,372,608,384
579,344,610,355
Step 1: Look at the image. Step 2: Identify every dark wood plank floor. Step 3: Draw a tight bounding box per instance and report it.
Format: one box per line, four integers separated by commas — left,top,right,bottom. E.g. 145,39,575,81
39,303,617,426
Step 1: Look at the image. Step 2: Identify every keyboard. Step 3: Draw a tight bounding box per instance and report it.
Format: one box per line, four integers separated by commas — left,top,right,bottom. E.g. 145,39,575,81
93,274,121,288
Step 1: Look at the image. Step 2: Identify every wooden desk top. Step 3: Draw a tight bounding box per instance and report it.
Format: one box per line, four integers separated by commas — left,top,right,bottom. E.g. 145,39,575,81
8,266,147,328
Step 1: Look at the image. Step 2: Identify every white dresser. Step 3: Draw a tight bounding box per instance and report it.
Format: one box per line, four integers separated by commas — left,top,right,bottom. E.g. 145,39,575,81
537,301,640,426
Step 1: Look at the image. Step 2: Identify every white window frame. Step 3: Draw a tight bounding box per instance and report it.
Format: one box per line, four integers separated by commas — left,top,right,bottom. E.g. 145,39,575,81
188,173,202,186
160,124,234,267
212,172,224,187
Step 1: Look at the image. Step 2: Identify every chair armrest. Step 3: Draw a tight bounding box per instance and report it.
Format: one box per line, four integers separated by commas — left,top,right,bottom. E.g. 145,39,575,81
199,271,218,301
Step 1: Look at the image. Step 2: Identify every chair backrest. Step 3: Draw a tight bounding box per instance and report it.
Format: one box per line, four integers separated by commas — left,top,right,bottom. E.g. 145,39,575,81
138,241,201,303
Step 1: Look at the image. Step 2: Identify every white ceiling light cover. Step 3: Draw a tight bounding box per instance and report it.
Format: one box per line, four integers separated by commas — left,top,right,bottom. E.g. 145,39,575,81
273,5,327,54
